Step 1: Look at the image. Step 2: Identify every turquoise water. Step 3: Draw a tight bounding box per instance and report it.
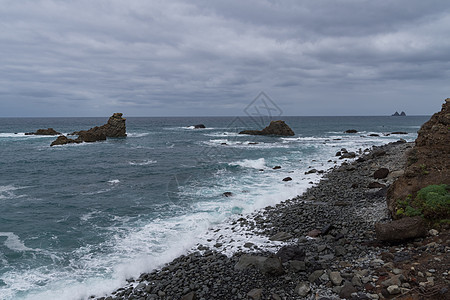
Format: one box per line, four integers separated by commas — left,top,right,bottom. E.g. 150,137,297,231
0,116,428,299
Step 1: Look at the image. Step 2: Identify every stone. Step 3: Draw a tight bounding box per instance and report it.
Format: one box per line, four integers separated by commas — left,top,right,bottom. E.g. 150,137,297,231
374,168,389,179
247,288,263,300
335,246,347,257
273,166,281,169
294,282,310,297
289,260,306,272
180,291,196,300
193,124,205,129
25,128,61,135
339,281,357,299
375,216,427,241
222,192,233,197
308,270,324,283
234,255,267,271
340,152,356,159
307,229,321,237
387,285,401,295
276,245,305,262
345,129,358,133
368,182,386,189
305,169,318,174
329,271,343,286
282,177,292,182
261,256,284,276
239,120,295,136
269,232,293,241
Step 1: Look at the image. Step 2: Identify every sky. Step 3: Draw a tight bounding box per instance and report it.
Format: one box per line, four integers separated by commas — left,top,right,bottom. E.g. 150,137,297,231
0,0,449,117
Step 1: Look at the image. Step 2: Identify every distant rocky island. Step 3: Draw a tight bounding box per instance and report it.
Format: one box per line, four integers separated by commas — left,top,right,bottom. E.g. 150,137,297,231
391,111,406,116
239,120,295,136
50,113,127,146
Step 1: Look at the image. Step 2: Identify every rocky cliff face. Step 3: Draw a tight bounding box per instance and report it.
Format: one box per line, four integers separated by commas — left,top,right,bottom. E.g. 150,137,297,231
387,99,450,217
51,113,126,146
239,120,295,136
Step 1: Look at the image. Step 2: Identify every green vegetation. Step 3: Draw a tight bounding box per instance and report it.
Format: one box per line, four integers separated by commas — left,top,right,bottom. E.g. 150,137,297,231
396,184,450,220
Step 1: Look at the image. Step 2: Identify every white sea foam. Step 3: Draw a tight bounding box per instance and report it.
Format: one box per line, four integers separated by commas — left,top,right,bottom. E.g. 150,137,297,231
108,179,120,184
0,185,23,200
127,133,150,138
128,160,157,166
229,158,266,169
0,232,33,252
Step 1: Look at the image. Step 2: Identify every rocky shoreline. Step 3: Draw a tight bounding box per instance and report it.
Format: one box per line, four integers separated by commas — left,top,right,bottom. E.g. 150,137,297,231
92,141,448,300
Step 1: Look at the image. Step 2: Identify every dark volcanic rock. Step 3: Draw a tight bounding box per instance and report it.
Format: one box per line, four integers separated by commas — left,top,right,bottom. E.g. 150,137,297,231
375,216,427,241
282,177,292,182
368,182,386,189
374,168,389,179
276,245,305,263
222,192,233,197
25,128,60,135
193,124,206,129
50,135,80,147
51,113,126,146
239,120,294,136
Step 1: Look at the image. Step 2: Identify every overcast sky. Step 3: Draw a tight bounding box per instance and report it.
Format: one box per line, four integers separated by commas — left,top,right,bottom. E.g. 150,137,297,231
1,0,449,117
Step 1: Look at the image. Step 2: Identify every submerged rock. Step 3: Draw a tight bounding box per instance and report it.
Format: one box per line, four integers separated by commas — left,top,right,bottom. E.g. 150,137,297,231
25,128,60,135
239,120,294,136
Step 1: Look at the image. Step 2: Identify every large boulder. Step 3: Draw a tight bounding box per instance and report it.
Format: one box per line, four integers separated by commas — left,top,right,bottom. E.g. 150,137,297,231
50,135,81,147
387,99,450,218
25,128,61,135
239,120,294,136
51,113,126,146
375,216,427,242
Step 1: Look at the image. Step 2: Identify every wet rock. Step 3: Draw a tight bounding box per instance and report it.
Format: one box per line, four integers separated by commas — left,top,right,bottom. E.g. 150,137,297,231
282,177,292,182
276,245,305,262
222,192,233,197
272,166,281,169
239,120,295,136
193,124,205,129
375,216,427,241
374,168,389,179
50,135,81,147
269,232,293,241
25,128,61,135
340,152,356,159
345,129,358,133
305,169,318,174
391,132,408,135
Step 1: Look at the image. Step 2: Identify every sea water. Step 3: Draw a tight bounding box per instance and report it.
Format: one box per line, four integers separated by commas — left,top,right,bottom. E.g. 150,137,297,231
0,116,428,300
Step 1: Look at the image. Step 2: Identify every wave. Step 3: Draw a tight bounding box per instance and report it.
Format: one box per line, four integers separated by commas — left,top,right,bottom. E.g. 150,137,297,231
127,133,150,138
229,158,266,169
128,160,157,166
108,179,120,185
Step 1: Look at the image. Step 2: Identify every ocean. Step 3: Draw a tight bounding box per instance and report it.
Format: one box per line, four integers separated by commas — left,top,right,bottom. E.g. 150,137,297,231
0,115,429,300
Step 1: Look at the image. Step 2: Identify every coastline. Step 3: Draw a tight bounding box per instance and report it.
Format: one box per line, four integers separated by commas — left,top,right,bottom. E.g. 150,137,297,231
92,139,448,300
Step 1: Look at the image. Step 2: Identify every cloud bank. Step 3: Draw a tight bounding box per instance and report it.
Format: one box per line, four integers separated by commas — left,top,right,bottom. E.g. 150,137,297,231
1,0,449,116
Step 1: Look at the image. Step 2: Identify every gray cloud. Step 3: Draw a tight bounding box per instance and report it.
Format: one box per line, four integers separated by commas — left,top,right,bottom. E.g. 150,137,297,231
0,0,449,117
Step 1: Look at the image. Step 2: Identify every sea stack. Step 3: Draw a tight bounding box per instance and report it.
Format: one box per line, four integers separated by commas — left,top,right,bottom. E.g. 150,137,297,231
50,113,127,146
239,120,295,136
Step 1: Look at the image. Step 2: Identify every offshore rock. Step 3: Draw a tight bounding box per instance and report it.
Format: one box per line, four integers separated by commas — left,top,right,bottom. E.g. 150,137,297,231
387,99,450,218
25,128,61,135
239,120,294,136
193,124,206,129
50,113,126,146
375,216,427,242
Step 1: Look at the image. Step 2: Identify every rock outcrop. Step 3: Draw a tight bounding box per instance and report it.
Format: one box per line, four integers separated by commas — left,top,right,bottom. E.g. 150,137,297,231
387,99,450,218
50,113,126,146
239,120,294,136
193,124,206,129
25,128,61,135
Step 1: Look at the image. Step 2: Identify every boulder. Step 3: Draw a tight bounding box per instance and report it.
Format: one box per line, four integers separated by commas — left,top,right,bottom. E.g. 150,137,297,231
50,135,80,147
234,255,267,271
193,124,205,129
272,166,281,170
375,216,427,241
339,152,356,159
282,177,292,182
269,231,292,241
222,192,233,197
261,256,284,275
276,245,305,263
25,128,61,135
374,168,389,179
239,120,294,136
345,129,358,133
